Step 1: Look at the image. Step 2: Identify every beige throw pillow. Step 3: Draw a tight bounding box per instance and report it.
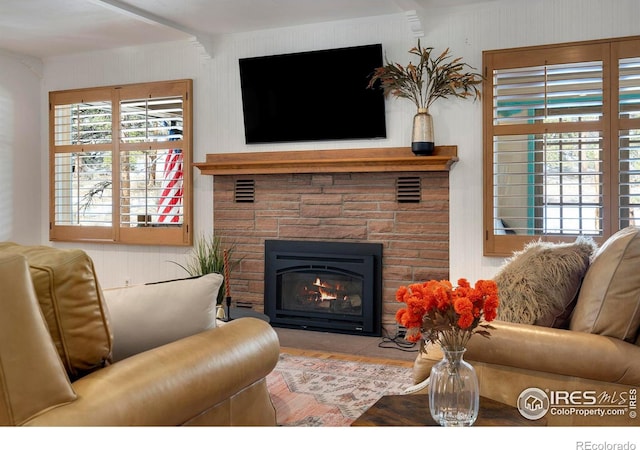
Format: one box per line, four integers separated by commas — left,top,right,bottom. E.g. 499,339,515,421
494,237,597,328
569,226,640,342
103,273,222,361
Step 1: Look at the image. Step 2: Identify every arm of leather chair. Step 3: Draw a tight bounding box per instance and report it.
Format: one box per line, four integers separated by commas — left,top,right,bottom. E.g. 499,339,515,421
414,321,640,387
0,253,77,426
465,321,640,386
23,318,280,426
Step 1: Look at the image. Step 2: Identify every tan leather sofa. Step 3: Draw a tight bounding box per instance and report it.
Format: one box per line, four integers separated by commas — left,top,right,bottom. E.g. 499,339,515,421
0,244,280,426
412,227,640,426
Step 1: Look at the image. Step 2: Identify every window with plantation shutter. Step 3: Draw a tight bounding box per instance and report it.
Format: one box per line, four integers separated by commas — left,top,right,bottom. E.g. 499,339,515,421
483,36,640,256
49,79,193,246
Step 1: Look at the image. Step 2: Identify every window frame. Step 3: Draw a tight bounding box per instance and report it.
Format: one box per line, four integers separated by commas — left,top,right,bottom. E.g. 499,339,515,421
49,79,193,246
483,36,640,256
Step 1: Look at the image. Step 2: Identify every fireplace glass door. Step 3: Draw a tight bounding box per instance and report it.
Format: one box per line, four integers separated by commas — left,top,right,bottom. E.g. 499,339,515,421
280,269,363,316
264,240,382,336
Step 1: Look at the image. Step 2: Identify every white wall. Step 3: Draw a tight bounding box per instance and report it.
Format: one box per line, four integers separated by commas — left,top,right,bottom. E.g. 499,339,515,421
0,51,42,244
32,0,640,287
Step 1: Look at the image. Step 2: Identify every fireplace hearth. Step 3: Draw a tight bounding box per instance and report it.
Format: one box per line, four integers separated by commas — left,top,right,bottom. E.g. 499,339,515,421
264,240,382,336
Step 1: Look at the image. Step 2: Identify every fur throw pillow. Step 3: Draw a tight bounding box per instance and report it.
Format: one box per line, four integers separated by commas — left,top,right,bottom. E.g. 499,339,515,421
494,237,597,328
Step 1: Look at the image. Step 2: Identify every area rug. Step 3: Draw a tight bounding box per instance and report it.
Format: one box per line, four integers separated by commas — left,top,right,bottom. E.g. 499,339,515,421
266,353,414,426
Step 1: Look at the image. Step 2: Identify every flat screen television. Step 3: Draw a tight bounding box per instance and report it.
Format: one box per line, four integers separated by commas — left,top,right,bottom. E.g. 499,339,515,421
239,44,387,144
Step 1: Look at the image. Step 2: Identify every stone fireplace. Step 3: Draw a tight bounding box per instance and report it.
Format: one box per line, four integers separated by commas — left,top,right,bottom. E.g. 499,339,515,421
196,146,456,336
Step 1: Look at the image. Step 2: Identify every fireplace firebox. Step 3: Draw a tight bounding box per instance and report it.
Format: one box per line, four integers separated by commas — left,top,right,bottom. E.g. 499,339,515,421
264,240,382,336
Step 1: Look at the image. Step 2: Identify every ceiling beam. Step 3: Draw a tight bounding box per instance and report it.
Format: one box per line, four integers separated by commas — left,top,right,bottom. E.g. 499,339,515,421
391,1,425,37
405,10,425,37
89,0,214,59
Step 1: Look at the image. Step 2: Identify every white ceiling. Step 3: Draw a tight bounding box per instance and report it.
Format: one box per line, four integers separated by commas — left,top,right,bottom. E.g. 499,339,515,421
0,0,489,59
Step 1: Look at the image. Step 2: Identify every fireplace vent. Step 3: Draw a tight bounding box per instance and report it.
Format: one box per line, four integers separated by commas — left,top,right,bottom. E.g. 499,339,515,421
234,179,255,202
396,176,421,203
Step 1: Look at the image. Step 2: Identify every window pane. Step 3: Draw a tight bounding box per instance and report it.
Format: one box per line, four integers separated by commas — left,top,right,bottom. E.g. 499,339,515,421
54,152,112,226
619,129,640,228
619,57,640,119
120,96,184,143
119,148,184,227
54,101,112,145
493,133,603,236
493,62,603,126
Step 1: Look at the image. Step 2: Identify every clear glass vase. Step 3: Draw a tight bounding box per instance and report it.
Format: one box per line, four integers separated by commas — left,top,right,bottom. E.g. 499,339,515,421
429,346,479,426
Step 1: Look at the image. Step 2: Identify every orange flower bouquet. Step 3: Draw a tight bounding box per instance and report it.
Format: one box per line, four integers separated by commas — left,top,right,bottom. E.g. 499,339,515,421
395,278,499,350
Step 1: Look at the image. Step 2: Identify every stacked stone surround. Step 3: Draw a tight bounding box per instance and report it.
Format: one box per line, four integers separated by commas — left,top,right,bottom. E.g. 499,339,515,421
213,171,450,336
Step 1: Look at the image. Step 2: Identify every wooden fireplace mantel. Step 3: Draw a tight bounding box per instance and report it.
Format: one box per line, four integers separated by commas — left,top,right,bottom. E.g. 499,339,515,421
194,146,458,175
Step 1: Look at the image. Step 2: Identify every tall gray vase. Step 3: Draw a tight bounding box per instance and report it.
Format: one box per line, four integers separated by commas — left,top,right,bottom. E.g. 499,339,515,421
411,108,434,156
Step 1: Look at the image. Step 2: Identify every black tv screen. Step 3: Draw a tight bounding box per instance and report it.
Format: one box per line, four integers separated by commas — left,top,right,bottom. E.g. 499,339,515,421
239,44,387,144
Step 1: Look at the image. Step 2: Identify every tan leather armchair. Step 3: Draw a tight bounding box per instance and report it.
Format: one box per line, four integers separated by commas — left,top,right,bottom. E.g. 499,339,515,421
412,321,640,425
411,227,640,426
0,247,280,426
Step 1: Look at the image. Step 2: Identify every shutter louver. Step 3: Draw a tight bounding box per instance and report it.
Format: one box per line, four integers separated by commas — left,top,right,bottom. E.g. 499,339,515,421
120,97,184,143
491,60,604,237
494,62,603,126
618,57,640,229
53,100,113,227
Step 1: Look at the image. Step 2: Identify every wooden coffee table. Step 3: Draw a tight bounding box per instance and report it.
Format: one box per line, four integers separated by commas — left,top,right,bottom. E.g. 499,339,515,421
351,394,546,426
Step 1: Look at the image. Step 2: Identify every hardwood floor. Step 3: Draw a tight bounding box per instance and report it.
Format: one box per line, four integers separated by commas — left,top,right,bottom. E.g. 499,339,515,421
274,326,419,368
279,346,415,367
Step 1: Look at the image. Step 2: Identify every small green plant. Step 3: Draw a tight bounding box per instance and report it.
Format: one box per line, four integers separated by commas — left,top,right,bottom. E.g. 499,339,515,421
170,233,241,305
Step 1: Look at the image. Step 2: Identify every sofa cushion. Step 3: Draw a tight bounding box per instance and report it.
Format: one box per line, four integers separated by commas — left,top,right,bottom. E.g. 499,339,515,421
493,237,596,328
103,273,222,361
0,243,112,380
569,226,640,342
